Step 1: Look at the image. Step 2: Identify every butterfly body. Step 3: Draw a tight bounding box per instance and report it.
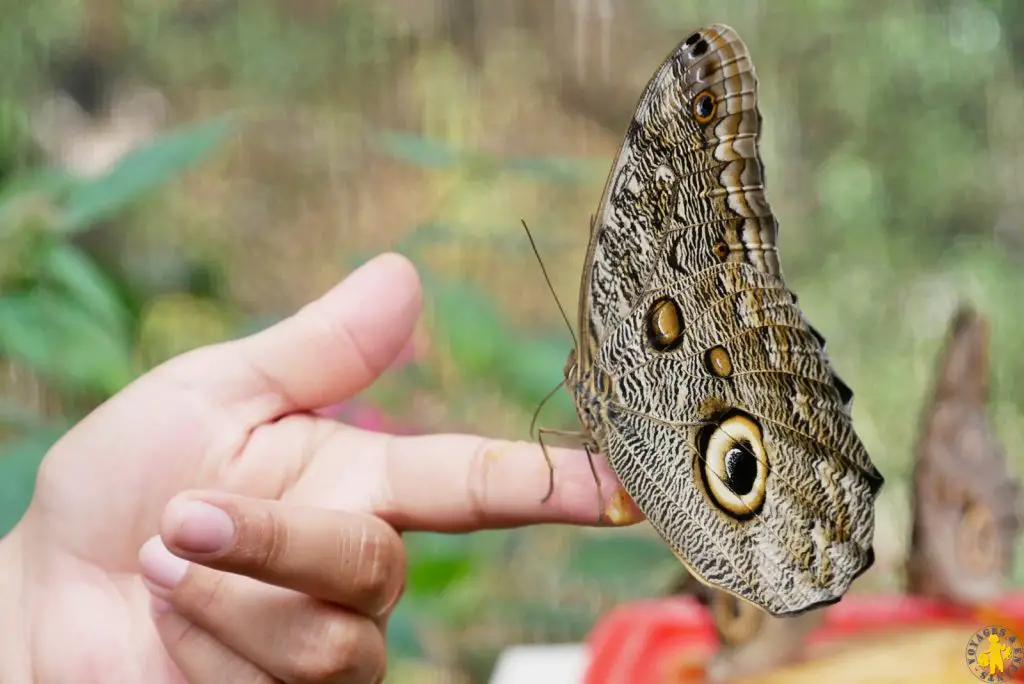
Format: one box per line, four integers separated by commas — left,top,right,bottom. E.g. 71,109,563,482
565,24,883,616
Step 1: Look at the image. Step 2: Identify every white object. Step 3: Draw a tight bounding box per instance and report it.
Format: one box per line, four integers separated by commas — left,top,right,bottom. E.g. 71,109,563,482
488,644,589,684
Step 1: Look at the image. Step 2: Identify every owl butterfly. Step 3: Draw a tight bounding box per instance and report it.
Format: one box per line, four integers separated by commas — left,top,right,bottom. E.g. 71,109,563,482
558,23,884,616
906,306,1020,603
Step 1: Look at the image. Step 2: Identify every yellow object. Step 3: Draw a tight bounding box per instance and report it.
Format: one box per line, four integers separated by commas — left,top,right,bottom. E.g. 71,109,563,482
728,627,992,684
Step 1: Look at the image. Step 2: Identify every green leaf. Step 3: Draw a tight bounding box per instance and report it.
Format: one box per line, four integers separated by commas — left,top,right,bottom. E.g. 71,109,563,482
39,242,132,342
0,425,65,537
500,154,603,185
384,601,426,661
377,130,601,185
404,532,476,597
232,313,285,339
0,167,75,212
406,555,474,596
497,334,575,420
392,222,459,255
0,399,47,430
427,278,511,378
0,290,137,395
566,534,674,587
405,531,476,557
420,269,576,420
376,131,467,169
55,116,235,234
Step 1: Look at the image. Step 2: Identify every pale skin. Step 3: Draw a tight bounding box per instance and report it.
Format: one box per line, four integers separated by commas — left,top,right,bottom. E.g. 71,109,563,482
0,253,644,684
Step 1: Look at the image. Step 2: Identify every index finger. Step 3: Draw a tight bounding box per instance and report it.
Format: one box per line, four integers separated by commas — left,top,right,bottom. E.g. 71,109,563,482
371,434,645,532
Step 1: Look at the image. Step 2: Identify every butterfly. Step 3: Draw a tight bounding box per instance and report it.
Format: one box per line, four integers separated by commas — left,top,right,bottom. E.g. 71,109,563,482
906,305,1019,604
556,23,884,616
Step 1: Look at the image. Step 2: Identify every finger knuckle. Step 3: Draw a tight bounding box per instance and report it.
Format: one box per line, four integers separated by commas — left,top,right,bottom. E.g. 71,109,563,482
466,437,496,523
306,303,385,380
166,614,203,650
182,567,233,619
347,518,404,605
246,504,291,572
287,618,384,682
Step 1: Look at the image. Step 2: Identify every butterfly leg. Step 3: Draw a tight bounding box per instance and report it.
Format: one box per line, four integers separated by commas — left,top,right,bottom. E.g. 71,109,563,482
583,443,606,524
536,428,560,504
536,427,589,502
536,428,605,522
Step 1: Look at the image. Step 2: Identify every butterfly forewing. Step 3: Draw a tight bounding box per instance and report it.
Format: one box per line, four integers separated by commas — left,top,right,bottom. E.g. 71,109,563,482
566,24,884,616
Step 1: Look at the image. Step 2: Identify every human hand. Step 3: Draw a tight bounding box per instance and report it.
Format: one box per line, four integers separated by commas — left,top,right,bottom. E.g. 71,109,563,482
1,253,642,683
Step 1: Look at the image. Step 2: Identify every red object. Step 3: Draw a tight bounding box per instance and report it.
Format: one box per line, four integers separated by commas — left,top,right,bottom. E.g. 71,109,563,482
583,594,1024,684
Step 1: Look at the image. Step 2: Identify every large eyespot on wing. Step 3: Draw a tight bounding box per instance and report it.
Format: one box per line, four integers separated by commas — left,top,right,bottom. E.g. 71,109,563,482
697,411,768,520
597,378,880,617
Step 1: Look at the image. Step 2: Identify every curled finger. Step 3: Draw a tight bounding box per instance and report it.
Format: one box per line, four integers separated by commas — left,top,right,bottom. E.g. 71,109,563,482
156,492,405,617
142,538,387,683
153,606,274,684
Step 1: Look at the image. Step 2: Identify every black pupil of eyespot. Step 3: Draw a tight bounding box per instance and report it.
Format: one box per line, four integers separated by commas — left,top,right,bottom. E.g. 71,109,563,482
724,443,757,495
696,95,713,118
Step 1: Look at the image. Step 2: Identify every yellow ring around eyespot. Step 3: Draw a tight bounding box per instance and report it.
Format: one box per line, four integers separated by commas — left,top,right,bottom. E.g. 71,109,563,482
692,89,717,124
702,414,767,517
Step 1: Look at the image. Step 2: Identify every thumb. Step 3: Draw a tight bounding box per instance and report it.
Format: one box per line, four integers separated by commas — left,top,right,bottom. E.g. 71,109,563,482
170,252,422,414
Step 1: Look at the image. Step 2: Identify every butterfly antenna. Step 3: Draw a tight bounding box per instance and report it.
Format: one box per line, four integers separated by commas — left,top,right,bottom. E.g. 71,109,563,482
520,218,578,349
529,378,567,439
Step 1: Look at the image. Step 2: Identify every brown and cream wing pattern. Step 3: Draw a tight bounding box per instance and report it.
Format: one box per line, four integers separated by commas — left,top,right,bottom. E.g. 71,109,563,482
565,24,884,617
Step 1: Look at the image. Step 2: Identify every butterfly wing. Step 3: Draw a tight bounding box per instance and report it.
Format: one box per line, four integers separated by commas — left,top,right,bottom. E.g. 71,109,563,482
906,306,1020,603
571,24,884,616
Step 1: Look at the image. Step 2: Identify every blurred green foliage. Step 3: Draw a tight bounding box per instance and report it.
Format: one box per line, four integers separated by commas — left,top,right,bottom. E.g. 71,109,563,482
2,0,1024,681
0,117,235,533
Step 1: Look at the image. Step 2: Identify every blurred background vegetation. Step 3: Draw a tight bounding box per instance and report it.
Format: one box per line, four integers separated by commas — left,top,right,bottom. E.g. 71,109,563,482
1,0,1023,681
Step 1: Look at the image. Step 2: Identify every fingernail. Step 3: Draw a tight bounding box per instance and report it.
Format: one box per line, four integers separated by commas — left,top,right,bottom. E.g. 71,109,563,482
166,499,236,554
602,487,645,526
139,536,189,591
